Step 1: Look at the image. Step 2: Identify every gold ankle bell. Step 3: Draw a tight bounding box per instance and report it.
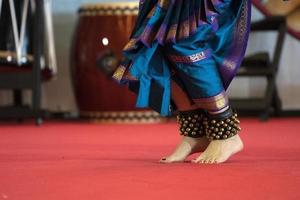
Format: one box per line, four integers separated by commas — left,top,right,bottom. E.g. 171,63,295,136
177,109,206,138
203,109,241,141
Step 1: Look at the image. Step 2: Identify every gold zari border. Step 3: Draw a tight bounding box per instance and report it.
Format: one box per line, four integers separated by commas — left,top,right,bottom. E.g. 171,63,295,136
168,51,208,63
193,91,229,111
112,65,126,82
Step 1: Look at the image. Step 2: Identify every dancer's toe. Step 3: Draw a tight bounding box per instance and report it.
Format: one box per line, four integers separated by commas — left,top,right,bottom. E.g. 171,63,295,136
208,159,215,164
160,157,167,161
205,159,211,164
159,157,172,163
194,135,244,164
159,136,209,164
192,155,204,163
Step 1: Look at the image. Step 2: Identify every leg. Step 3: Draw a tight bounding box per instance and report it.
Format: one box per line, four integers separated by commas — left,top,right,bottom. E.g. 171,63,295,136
193,107,244,164
165,50,244,164
159,80,209,163
170,80,198,111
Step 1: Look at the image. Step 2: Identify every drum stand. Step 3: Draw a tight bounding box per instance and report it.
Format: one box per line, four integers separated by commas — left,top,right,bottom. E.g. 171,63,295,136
0,0,57,125
231,16,287,121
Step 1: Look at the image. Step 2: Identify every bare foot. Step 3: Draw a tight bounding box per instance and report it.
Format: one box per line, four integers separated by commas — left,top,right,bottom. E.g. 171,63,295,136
192,134,244,164
159,136,209,163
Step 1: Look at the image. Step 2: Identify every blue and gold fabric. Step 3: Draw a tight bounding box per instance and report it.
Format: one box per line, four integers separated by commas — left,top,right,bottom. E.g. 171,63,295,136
113,0,251,116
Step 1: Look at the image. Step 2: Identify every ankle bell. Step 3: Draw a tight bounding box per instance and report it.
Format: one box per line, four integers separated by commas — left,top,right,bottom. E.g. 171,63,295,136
203,108,241,141
177,109,206,138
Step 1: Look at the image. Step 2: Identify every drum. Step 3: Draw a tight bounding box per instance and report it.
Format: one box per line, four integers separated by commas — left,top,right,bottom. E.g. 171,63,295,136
71,2,161,121
253,0,300,40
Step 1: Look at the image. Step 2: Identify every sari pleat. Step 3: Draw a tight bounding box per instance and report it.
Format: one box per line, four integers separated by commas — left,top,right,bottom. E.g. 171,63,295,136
177,0,190,40
199,0,209,25
189,0,197,35
130,0,231,46
154,1,174,44
166,0,183,43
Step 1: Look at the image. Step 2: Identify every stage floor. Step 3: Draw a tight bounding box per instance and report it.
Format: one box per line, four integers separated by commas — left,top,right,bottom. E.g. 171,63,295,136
0,118,300,200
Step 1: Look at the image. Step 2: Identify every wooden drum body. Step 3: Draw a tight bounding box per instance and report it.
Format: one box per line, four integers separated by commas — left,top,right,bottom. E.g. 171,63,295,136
71,3,141,117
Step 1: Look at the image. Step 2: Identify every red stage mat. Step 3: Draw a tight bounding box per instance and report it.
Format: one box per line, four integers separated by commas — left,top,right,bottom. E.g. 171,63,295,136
0,118,299,200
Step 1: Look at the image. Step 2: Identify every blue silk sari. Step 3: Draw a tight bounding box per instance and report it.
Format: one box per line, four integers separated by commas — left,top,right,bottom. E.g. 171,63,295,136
113,0,251,116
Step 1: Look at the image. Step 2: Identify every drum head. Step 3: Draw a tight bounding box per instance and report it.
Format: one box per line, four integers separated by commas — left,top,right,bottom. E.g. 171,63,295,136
252,0,300,40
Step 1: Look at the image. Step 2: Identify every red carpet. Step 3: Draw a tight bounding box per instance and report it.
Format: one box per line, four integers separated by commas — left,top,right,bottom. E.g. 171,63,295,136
0,118,300,200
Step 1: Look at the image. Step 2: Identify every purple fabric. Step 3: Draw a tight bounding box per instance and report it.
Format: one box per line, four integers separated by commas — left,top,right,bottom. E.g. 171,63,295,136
219,0,252,89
